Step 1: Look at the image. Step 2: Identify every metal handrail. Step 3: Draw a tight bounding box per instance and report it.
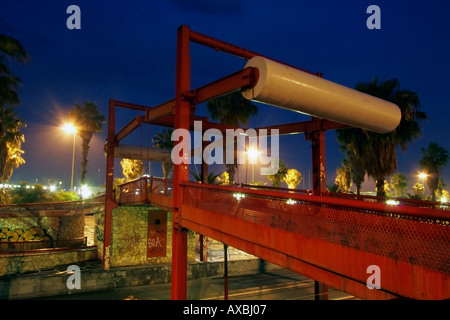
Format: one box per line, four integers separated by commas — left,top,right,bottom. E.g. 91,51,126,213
179,181,450,222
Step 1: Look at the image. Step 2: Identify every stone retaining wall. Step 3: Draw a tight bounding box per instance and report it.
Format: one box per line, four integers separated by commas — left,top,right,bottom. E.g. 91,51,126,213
0,247,97,277
0,214,85,243
95,205,196,267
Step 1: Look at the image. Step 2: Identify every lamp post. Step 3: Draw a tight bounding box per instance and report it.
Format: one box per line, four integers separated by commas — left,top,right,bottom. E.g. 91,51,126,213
62,124,77,190
418,172,428,194
247,148,259,184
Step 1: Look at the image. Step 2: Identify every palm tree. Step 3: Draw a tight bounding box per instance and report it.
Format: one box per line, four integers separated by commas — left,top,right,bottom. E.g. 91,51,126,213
0,34,28,186
390,172,408,198
335,166,352,193
267,158,288,187
68,101,105,185
206,91,258,183
153,128,174,179
120,158,143,181
0,107,25,182
337,78,427,196
339,135,366,195
283,169,302,189
419,142,449,201
0,34,28,107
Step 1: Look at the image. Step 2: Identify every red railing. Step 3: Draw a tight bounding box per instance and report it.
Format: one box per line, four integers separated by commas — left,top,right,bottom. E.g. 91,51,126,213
180,181,449,299
118,177,173,205
119,177,450,217
116,177,449,298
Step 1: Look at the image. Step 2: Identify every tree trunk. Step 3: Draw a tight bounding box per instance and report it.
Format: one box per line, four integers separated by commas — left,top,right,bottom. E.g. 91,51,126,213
80,138,90,185
375,177,386,197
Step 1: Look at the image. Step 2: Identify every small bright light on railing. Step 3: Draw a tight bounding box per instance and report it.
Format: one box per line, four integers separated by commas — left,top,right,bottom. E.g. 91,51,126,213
386,200,399,206
233,193,246,201
440,196,448,203
80,184,91,199
286,199,296,205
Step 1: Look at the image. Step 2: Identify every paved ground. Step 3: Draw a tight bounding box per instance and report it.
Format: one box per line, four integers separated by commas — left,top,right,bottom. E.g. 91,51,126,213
38,267,355,300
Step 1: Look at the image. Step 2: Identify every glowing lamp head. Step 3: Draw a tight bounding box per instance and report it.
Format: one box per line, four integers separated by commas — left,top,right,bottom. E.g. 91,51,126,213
62,123,77,134
247,148,259,161
418,172,428,180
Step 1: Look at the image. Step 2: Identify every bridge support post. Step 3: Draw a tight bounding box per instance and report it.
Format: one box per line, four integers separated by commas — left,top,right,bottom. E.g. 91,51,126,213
103,99,119,270
171,24,191,300
307,119,329,299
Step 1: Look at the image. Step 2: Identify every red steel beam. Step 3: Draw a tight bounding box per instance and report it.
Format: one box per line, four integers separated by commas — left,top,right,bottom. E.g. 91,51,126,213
189,26,318,76
193,67,258,104
103,99,119,270
145,99,175,122
115,115,145,143
171,24,191,301
110,99,152,112
145,67,257,123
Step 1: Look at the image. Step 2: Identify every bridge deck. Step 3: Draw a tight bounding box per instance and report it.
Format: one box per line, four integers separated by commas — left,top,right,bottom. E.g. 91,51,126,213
118,177,449,300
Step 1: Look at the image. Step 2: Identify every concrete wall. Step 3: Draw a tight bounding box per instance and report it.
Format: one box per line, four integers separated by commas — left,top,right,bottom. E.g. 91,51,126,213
95,205,196,267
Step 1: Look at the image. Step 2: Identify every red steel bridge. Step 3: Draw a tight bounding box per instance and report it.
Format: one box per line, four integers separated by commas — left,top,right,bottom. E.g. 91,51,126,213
117,177,449,300
103,25,449,300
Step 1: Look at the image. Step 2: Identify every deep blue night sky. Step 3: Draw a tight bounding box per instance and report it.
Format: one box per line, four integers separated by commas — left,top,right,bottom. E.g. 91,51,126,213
1,0,449,193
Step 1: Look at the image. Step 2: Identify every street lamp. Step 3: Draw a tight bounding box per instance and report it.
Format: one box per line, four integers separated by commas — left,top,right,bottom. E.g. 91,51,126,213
247,147,259,183
418,172,428,195
62,123,77,190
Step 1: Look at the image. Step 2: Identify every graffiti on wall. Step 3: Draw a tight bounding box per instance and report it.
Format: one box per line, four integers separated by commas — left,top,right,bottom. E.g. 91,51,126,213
147,210,167,258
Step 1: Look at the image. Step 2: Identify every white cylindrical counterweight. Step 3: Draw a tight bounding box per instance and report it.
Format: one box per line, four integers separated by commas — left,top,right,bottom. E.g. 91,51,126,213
241,56,401,133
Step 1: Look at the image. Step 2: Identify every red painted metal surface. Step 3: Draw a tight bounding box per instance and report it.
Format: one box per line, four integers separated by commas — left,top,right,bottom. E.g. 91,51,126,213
171,24,192,300
117,177,449,299
177,182,449,300
103,99,119,270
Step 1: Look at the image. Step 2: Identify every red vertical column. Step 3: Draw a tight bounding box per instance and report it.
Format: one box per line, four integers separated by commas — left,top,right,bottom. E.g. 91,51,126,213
171,25,191,300
103,99,119,270
308,118,329,300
